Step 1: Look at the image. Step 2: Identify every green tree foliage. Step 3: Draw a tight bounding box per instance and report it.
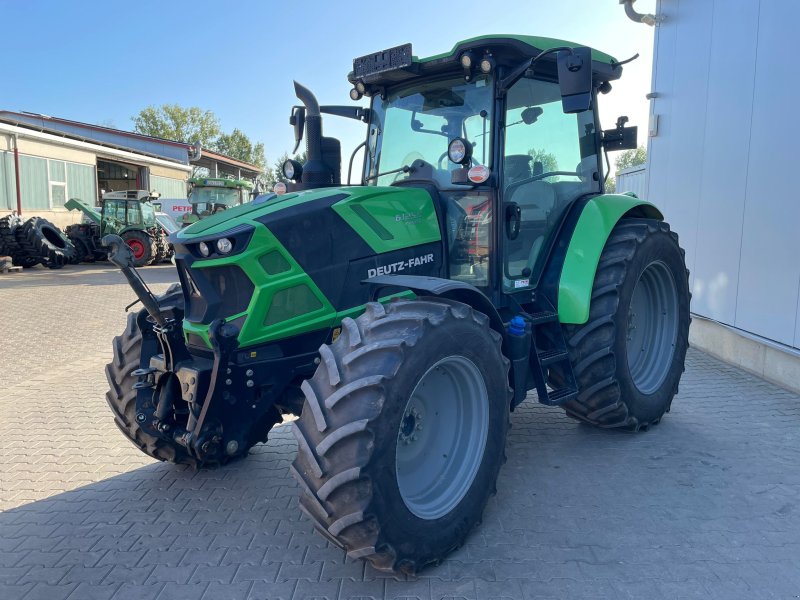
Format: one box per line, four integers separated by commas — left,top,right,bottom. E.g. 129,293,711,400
605,177,616,193
213,128,266,170
615,145,647,173
132,105,220,147
527,148,559,173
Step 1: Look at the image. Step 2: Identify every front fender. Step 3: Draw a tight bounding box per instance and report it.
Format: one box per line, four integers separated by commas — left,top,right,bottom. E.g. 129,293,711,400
558,194,663,324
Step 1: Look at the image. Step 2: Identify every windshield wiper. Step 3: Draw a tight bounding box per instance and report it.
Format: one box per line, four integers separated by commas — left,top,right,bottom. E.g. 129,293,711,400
364,164,414,183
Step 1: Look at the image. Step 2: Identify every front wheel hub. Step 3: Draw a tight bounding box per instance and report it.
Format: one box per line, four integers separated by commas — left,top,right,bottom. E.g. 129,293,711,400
395,355,489,520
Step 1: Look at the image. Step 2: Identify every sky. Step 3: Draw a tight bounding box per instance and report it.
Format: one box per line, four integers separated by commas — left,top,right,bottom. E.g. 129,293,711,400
0,0,657,170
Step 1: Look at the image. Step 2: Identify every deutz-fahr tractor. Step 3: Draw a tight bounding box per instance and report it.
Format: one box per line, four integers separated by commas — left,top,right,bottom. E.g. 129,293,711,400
66,190,172,267
180,177,254,227
103,35,690,574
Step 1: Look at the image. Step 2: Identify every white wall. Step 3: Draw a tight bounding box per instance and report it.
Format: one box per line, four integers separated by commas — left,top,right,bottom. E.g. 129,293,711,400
647,0,800,350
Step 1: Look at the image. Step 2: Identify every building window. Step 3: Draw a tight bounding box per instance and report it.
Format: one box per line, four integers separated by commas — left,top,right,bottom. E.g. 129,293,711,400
48,160,67,207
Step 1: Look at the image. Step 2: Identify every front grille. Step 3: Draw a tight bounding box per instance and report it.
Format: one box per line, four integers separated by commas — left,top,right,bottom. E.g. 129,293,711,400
179,261,254,324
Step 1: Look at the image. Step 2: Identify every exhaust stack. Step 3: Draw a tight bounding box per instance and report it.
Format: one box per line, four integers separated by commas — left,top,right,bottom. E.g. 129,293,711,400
292,81,341,189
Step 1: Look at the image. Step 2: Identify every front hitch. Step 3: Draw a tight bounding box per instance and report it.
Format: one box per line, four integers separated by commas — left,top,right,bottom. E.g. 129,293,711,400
102,234,168,327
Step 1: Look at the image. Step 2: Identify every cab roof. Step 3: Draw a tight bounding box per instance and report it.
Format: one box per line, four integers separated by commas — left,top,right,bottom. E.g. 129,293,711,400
349,34,623,89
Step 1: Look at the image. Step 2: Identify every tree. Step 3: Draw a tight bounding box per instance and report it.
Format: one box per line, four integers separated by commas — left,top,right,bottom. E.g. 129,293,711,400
527,148,559,173
615,145,647,173
213,128,266,170
132,104,220,147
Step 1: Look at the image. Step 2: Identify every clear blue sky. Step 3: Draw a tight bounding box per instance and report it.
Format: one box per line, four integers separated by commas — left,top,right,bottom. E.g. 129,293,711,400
1,0,656,168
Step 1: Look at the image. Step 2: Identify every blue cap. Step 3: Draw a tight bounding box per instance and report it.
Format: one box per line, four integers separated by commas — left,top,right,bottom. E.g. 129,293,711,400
509,315,526,336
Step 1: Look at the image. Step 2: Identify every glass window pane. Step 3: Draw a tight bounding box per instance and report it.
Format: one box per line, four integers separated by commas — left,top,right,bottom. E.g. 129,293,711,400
49,160,66,183
446,191,492,288
50,184,66,207
502,78,599,291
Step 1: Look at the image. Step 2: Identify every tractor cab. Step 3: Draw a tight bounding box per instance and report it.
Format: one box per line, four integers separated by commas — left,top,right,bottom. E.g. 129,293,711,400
281,35,638,305
183,177,254,227
100,190,160,235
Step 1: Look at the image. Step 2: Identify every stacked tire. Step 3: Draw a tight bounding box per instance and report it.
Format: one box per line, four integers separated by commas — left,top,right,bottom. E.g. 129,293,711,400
17,217,76,269
0,213,38,268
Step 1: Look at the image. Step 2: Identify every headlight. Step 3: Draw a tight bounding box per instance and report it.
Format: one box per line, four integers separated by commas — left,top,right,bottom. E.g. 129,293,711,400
447,137,472,165
216,238,233,254
479,55,495,73
198,241,210,257
282,159,303,181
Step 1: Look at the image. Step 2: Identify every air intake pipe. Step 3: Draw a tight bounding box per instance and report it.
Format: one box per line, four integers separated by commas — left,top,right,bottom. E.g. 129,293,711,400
293,81,336,188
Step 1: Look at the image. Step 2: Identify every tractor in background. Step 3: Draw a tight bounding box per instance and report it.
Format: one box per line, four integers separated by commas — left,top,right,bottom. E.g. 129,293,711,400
65,190,171,267
103,35,691,574
180,177,254,227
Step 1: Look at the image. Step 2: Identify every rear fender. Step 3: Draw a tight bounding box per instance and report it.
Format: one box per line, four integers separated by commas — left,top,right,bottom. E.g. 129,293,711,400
557,194,663,324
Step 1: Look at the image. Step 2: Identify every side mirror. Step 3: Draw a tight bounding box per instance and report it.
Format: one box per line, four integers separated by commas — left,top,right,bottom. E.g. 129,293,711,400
557,47,593,114
505,202,521,240
290,106,306,153
601,116,638,150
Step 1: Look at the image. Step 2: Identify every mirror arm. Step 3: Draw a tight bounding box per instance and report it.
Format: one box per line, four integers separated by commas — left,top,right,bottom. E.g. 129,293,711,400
320,105,371,122
497,46,574,96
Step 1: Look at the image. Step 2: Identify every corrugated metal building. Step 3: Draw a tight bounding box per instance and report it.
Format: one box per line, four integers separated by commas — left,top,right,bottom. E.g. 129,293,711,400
0,111,262,227
645,0,800,388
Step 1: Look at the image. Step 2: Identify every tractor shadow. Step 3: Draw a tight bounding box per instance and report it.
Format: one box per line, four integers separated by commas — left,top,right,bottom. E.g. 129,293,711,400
2,351,798,598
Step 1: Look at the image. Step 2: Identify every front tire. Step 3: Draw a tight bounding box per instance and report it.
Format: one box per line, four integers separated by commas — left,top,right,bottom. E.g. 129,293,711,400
291,299,510,573
553,218,690,430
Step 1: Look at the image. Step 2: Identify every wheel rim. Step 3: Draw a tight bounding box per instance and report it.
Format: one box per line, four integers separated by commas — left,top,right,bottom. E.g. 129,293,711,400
127,239,145,260
395,355,489,520
626,260,679,394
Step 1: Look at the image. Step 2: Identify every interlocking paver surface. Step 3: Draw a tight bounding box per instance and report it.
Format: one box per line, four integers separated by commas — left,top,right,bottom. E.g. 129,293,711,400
1,264,799,599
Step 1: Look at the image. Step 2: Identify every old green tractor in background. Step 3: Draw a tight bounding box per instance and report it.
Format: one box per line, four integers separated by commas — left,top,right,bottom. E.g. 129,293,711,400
103,34,690,573
180,177,254,227
66,190,172,267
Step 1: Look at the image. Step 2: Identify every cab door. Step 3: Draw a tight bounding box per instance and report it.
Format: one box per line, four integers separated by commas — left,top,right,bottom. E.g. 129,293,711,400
501,77,601,293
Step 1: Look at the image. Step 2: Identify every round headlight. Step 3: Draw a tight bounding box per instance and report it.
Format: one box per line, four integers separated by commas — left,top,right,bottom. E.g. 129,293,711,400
216,238,233,254
198,241,210,257
274,182,287,195
349,87,363,101
460,52,473,68
355,80,366,94
282,159,302,181
479,56,495,74
447,137,472,165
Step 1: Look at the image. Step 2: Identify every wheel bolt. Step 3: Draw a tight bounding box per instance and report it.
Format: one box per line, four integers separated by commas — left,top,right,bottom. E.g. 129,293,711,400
246,369,254,377
136,413,146,423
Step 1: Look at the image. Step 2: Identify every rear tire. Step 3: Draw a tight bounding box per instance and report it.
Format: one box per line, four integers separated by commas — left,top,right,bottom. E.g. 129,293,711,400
122,230,157,267
552,218,690,431
291,299,510,573
18,217,76,269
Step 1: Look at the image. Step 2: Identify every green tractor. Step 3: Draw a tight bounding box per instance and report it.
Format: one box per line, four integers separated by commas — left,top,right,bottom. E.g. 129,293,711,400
180,177,254,227
66,190,171,267
103,35,690,573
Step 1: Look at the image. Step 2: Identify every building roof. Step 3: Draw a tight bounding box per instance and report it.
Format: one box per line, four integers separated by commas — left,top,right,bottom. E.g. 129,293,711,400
0,110,263,177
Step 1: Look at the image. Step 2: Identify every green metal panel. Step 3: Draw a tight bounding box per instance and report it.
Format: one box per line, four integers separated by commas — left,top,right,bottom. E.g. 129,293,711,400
19,155,48,210
66,163,96,204
0,151,15,211
332,187,440,254
150,175,187,199
557,194,663,324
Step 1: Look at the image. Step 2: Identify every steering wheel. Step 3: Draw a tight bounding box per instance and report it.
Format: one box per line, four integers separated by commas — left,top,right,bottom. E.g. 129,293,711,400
392,152,425,182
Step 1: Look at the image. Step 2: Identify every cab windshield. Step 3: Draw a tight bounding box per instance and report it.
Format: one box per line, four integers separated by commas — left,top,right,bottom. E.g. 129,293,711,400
190,187,241,207
365,74,493,188
139,202,155,225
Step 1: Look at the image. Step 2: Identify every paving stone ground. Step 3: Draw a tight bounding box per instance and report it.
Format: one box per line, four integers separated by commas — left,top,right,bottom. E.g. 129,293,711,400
1,263,799,600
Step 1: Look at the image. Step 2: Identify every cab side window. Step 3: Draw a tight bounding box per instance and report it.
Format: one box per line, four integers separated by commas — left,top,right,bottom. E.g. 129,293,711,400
502,78,599,290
